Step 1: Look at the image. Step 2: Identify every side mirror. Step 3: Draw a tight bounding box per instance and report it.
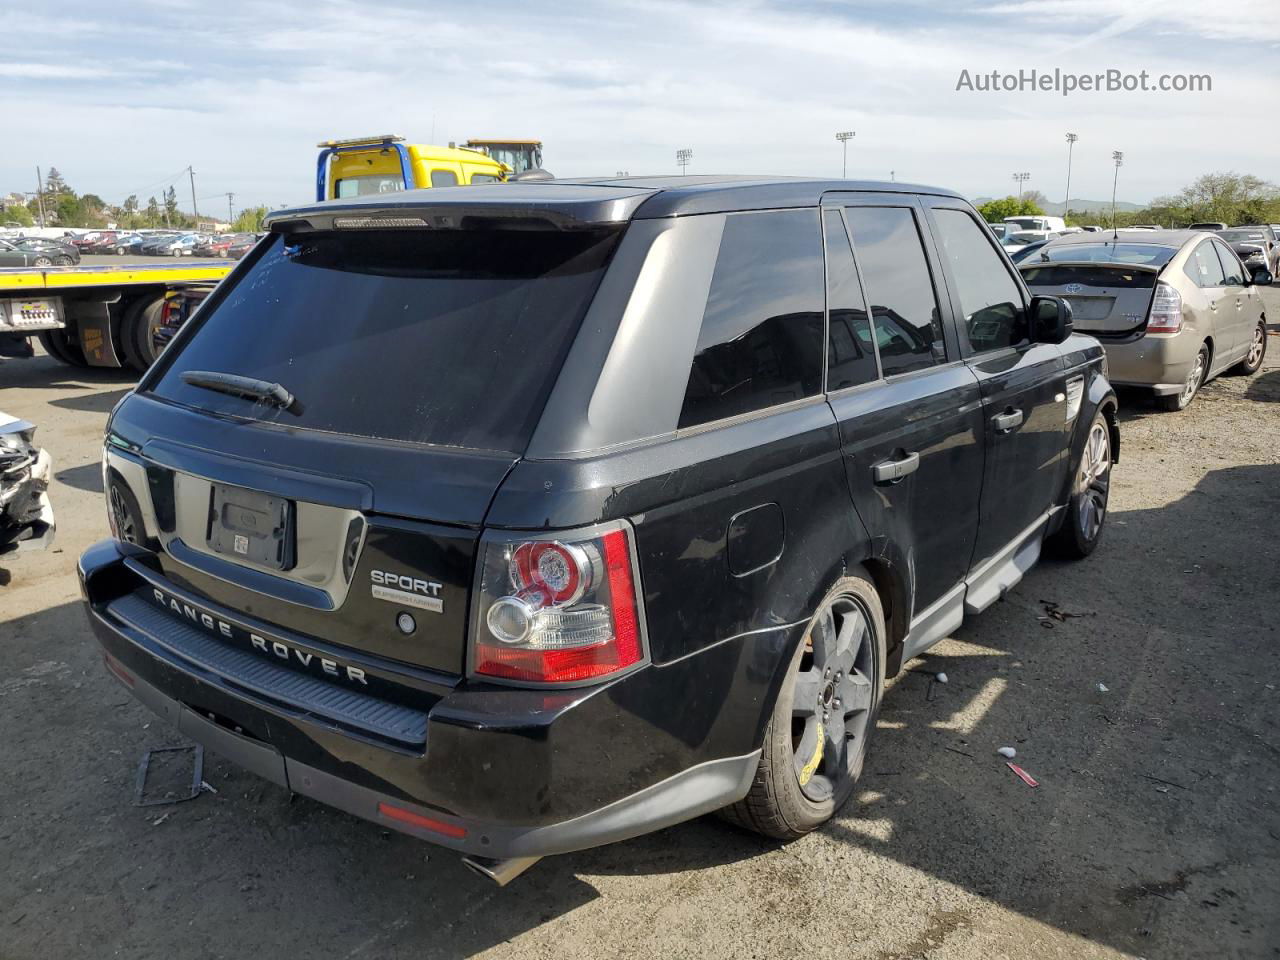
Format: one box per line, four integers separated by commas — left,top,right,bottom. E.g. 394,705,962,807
1251,268,1273,286
1030,295,1073,344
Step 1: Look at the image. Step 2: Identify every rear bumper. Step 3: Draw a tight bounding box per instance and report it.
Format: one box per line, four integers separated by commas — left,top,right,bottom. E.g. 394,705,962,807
1098,332,1198,395
79,539,761,859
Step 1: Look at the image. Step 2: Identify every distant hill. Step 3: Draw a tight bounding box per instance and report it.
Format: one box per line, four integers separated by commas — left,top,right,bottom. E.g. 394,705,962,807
973,196,1145,214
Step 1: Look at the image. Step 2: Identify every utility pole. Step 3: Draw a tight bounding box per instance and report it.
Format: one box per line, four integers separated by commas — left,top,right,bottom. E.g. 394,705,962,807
890,170,895,182
188,167,199,224
1110,151,1124,231
676,148,693,175
226,192,235,223
835,131,855,178
1012,171,1031,204
1063,133,1078,215
34,167,47,227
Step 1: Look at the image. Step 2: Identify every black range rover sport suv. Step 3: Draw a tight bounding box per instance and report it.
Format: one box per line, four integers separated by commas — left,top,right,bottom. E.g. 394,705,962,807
80,176,1118,884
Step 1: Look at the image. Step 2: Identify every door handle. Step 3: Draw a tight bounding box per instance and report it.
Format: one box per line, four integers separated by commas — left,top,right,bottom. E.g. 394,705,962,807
992,408,1024,433
872,451,920,485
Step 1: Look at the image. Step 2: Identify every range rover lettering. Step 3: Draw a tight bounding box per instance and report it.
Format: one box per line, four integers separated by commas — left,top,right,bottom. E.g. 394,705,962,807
80,176,1118,885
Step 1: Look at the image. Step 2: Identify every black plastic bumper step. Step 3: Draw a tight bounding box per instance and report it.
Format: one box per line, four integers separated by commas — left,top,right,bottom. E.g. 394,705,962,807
107,592,427,746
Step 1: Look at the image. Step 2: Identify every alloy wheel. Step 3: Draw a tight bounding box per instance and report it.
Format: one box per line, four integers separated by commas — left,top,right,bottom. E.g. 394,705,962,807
109,484,141,545
1076,419,1111,542
1247,326,1265,369
1180,351,1206,407
791,595,877,802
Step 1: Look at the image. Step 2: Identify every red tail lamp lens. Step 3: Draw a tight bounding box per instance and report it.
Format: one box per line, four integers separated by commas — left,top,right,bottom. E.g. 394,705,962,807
476,526,644,684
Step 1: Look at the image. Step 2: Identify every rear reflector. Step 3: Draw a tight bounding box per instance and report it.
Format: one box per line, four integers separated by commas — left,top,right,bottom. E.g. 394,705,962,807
103,653,135,688
377,801,468,838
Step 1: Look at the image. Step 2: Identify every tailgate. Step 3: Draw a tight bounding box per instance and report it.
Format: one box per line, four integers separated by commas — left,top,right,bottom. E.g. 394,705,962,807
1020,261,1159,336
105,394,514,678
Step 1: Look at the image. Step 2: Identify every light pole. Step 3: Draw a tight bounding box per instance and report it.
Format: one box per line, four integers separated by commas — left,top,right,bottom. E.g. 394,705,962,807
1012,171,1031,204
1111,151,1124,230
1064,133,1078,216
835,131,855,178
676,148,693,175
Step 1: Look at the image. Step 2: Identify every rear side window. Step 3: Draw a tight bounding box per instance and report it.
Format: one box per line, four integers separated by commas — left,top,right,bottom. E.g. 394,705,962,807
1212,241,1245,285
1184,241,1225,288
823,208,878,390
845,207,946,376
679,209,824,429
151,229,620,452
931,208,1026,352
430,169,459,187
470,173,501,184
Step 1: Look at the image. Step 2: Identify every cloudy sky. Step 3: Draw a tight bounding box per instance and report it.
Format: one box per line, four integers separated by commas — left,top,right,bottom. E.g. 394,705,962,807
5,0,1278,213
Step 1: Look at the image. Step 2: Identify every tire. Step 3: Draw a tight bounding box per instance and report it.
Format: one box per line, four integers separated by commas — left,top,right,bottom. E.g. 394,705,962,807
1158,344,1208,411
116,247,127,255
36,328,89,367
720,573,886,840
1048,410,1112,559
120,294,165,372
32,256,52,267
1232,322,1267,376
55,256,72,266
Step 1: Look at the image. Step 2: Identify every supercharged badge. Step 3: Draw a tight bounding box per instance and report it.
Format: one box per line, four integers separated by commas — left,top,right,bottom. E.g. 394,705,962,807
370,570,444,613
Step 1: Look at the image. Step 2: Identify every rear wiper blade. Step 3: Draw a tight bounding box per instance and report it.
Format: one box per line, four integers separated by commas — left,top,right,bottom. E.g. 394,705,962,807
180,370,300,412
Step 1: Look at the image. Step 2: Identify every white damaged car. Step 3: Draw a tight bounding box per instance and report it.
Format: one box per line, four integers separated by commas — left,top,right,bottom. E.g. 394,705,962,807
0,412,54,553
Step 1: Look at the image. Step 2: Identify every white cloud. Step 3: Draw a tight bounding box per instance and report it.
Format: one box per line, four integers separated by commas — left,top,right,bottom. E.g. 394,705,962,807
1,0,1276,209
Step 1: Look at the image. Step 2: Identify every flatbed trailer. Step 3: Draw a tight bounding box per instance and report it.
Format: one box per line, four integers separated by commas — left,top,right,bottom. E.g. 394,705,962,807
0,261,232,371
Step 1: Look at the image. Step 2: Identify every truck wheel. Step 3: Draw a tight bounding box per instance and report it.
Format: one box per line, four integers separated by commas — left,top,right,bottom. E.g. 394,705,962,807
1048,410,1111,559
36,329,88,367
121,294,165,372
720,573,886,840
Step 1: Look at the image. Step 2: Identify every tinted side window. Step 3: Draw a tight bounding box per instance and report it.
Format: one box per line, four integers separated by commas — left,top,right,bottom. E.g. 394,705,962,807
1185,241,1225,288
1213,241,1245,285
430,169,459,187
846,207,946,376
679,210,824,429
823,208,878,390
932,208,1027,351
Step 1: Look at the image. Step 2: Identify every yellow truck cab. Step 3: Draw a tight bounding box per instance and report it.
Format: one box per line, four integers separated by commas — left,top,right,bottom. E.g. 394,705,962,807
315,135,511,201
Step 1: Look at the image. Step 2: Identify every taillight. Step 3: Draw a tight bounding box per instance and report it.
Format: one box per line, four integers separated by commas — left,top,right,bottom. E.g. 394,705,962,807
160,297,175,327
473,523,645,684
1146,282,1183,333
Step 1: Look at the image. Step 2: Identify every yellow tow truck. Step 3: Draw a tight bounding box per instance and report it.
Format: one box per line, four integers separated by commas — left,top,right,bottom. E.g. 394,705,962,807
314,134,544,200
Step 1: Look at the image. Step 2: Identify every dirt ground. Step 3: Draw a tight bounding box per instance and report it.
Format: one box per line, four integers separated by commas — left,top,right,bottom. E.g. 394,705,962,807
2,295,1278,960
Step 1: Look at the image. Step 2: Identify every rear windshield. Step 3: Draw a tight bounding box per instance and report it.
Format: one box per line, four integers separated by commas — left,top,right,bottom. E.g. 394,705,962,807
1021,265,1157,288
1039,243,1176,266
1219,230,1267,243
150,228,620,452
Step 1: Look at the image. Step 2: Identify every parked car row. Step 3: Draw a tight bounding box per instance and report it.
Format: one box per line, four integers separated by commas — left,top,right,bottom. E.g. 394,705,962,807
16,229,258,259
0,236,81,266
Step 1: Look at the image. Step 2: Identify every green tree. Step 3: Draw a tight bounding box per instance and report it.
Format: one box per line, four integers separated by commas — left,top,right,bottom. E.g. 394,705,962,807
122,195,139,228
163,186,179,225
44,166,69,195
978,195,1046,223
145,196,160,226
1152,172,1278,226
230,205,268,232
2,203,34,227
